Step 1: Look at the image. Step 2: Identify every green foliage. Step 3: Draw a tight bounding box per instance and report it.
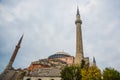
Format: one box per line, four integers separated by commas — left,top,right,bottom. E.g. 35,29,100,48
82,66,101,80
103,67,120,80
61,65,120,80
61,64,82,80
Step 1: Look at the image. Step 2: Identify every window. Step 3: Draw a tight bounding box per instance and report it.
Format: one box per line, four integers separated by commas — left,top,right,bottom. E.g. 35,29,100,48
51,79,54,80
38,79,42,80
26,78,31,80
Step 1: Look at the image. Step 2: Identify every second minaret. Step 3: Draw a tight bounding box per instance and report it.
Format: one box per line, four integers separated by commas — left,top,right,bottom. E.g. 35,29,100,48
6,35,23,70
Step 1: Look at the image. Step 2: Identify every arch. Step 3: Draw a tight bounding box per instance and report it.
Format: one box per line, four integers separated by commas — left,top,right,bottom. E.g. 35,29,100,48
26,78,31,80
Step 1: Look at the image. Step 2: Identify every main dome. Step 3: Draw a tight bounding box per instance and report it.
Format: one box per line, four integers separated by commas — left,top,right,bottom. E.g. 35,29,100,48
48,51,71,59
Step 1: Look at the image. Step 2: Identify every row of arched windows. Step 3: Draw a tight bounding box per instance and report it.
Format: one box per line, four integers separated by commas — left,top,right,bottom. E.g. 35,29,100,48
26,78,54,80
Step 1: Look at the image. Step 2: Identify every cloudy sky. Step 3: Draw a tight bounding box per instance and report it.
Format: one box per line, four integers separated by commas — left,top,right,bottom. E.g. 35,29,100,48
0,0,120,72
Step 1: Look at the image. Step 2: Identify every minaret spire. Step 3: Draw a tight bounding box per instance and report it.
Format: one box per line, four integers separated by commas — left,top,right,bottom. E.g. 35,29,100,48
18,34,23,46
75,6,84,65
6,35,23,70
77,6,80,15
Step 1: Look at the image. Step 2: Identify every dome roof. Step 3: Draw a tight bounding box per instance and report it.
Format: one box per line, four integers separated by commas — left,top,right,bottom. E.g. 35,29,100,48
48,51,71,59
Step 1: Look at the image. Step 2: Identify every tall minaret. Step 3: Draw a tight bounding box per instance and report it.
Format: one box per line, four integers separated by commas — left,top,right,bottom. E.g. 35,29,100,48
74,7,84,64
6,35,23,70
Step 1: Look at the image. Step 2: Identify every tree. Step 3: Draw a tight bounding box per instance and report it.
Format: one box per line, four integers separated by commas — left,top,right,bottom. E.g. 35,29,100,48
103,67,120,80
82,66,101,80
61,65,82,80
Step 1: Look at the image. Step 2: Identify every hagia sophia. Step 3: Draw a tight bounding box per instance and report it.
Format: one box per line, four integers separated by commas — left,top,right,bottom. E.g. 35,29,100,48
0,7,96,80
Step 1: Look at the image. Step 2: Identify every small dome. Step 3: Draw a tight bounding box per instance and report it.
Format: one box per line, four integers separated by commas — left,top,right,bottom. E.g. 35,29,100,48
48,51,71,59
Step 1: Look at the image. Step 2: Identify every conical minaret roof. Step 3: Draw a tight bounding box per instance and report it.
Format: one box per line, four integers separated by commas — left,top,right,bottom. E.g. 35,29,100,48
77,6,80,15
93,56,96,66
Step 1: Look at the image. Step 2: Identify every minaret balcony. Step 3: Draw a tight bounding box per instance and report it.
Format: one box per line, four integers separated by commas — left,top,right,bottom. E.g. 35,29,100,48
75,20,82,24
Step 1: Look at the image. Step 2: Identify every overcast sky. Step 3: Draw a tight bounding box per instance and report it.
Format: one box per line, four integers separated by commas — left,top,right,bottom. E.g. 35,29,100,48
0,0,120,73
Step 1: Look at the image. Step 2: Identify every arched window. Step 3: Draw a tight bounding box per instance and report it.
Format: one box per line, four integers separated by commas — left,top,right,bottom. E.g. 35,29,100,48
38,79,42,80
26,78,31,80
51,79,54,80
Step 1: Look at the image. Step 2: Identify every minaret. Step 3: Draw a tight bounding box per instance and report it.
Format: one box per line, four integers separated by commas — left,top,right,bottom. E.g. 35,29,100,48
6,35,23,70
74,7,84,64
93,57,96,66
